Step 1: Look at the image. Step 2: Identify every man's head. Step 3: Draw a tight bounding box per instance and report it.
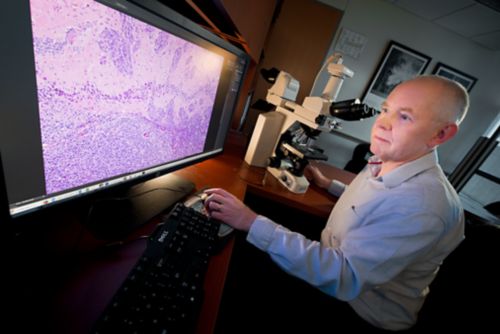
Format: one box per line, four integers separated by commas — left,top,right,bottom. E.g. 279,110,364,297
370,75,469,171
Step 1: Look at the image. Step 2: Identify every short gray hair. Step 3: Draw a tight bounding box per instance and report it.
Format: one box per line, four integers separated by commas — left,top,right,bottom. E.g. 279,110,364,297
413,75,470,125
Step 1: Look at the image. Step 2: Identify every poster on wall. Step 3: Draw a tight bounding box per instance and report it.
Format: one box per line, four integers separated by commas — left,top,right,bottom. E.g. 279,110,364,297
335,27,367,59
432,62,477,92
363,41,431,110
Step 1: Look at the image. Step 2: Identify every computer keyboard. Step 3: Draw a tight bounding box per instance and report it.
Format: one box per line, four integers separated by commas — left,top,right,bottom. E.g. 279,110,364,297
93,202,220,334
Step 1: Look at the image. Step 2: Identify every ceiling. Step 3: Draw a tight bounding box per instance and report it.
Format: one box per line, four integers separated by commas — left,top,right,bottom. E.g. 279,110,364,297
385,0,500,51
161,0,500,52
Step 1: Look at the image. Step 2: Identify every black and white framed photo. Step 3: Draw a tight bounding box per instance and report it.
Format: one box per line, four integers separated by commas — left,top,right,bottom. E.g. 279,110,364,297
432,62,477,92
363,41,431,110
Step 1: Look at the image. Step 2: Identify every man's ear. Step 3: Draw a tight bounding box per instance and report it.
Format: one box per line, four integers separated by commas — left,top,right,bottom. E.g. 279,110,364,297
428,123,458,147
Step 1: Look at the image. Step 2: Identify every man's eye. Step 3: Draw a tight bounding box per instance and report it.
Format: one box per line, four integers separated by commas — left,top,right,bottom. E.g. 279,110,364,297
400,114,411,121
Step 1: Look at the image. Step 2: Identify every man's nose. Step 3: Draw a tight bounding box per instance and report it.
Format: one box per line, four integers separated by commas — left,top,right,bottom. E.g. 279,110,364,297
376,113,392,130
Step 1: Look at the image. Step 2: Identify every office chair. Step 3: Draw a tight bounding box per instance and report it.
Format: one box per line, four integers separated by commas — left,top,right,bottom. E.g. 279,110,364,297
344,142,372,174
412,218,500,332
484,201,500,218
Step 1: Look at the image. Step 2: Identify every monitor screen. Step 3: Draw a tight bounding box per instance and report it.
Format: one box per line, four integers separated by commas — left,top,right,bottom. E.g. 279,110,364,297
0,0,248,219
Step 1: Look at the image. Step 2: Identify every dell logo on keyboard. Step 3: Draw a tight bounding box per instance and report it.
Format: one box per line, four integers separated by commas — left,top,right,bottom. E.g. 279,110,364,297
158,230,169,242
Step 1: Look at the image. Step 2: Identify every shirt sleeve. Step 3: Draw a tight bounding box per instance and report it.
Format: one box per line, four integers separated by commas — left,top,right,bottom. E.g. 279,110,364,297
247,215,360,300
328,179,346,197
246,206,446,301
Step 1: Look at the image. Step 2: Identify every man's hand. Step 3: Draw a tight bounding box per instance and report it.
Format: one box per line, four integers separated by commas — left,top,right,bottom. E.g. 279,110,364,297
203,188,257,232
304,164,331,190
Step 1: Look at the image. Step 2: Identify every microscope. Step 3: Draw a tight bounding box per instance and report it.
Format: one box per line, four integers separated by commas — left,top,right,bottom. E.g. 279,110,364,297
244,53,377,193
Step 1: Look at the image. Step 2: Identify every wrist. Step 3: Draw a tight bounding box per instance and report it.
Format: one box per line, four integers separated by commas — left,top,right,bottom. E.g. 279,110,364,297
320,177,330,189
242,210,258,232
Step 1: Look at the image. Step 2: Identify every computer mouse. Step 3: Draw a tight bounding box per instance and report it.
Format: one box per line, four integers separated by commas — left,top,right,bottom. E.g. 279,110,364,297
184,192,234,239
199,192,208,202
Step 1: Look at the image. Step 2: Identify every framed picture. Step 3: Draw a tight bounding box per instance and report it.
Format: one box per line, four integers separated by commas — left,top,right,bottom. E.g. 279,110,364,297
363,41,431,110
432,62,477,92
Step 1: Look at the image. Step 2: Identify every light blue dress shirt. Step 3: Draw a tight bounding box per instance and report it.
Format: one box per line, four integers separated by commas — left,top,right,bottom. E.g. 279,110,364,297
247,150,464,330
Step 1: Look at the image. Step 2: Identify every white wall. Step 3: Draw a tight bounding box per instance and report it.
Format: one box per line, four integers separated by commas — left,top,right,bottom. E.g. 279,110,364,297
314,0,500,173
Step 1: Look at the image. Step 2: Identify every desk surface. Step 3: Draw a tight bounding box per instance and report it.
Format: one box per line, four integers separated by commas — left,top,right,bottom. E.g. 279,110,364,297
43,131,355,334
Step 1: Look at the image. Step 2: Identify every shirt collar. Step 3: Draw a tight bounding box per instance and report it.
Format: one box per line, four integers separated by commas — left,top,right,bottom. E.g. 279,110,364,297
374,150,439,188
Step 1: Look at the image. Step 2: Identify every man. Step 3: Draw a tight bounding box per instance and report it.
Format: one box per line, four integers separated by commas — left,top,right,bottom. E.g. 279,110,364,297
205,75,469,331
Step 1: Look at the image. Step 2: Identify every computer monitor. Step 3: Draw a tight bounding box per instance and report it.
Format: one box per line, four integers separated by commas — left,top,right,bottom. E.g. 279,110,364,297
0,0,248,233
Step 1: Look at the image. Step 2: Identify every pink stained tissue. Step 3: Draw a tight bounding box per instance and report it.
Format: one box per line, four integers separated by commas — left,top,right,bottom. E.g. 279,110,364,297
29,0,223,195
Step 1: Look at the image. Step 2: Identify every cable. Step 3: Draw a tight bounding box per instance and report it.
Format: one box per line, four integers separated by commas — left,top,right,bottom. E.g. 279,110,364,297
92,186,192,202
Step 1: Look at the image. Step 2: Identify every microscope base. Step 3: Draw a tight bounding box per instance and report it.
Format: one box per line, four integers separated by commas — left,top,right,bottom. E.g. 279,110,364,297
267,167,309,194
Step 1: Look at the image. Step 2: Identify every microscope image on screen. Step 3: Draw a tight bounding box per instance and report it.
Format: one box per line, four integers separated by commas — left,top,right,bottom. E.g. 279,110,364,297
1,0,248,220
30,0,223,195
245,53,377,193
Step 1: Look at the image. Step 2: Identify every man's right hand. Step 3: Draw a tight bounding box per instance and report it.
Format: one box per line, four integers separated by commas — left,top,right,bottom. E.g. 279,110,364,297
203,188,257,232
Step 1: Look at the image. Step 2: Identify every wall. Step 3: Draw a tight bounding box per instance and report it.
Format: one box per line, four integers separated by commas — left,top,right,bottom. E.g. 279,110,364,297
242,0,342,136
313,0,500,174
222,0,278,63
212,0,278,130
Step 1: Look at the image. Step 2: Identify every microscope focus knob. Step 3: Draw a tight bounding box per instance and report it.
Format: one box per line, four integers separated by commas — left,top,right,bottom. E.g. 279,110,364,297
280,173,293,187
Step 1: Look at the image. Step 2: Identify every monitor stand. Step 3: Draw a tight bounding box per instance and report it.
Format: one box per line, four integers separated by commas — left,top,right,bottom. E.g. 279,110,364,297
0,153,13,226
85,173,195,240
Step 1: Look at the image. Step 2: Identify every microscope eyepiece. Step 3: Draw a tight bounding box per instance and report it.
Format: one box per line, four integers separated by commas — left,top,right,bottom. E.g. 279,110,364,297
329,99,378,121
